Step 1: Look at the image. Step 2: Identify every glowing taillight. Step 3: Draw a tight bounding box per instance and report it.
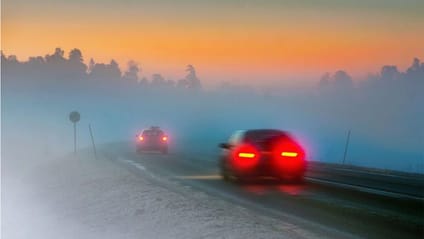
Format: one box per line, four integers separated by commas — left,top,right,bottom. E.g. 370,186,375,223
273,139,304,160
231,144,260,171
138,136,144,141
272,138,306,173
238,152,256,158
281,152,298,157
162,136,168,141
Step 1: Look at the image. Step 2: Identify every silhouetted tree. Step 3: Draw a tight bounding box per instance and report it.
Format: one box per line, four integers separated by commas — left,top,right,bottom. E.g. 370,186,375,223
123,61,140,82
319,73,331,88
405,58,423,82
318,70,353,93
88,58,95,73
89,59,121,82
166,79,176,88
360,73,379,89
381,65,400,82
110,59,121,76
139,76,149,86
185,64,202,90
7,55,18,63
45,48,66,64
151,73,166,87
1,53,22,88
69,49,83,63
333,70,353,89
28,56,45,65
177,78,189,88
410,58,420,71
1,51,6,62
67,48,87,81
26,56,47,81
42,48,69,85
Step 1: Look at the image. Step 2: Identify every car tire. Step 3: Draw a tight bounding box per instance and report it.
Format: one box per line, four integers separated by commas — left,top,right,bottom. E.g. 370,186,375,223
220,165,231,181
222,170,230,181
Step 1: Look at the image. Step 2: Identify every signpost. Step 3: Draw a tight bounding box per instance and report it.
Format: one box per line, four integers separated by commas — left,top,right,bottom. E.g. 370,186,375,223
342,129,351,165
89,123,98,160
69,111,80,155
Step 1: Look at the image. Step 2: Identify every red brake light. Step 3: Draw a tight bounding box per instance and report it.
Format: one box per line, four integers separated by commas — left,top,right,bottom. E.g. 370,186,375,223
231,144,260,171
162,136,168,141
272,138,306,173
238,152,256,158
281,152,298,157
138,135,144,141
273,139,304,159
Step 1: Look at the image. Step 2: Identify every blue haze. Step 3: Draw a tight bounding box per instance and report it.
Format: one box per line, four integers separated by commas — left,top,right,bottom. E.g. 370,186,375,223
2,49,423,173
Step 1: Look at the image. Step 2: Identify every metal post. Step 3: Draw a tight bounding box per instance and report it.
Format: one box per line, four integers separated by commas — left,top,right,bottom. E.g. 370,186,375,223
89,124,98,160
342,130,351,165
73,122,77,155
69,111,80,156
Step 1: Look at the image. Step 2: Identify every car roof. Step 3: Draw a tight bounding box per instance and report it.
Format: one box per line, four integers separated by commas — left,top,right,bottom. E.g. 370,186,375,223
244,129,285,133
142,129,164,135
245,129,286,135
244,129,291,139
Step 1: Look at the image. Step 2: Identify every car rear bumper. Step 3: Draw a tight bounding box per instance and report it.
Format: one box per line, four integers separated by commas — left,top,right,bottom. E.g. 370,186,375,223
137,143,167,151
231,160,307,180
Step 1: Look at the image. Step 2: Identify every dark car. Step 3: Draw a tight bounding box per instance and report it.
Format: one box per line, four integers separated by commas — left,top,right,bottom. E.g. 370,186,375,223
219,129,306,182
136,126,168,154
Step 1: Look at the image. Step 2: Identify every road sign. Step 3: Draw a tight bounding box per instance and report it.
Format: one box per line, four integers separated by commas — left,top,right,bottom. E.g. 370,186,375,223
69,111,80,123
69,111,80,155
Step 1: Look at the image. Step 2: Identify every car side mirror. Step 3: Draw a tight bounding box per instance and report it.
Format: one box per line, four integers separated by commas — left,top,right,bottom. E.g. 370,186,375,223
219,143,231,149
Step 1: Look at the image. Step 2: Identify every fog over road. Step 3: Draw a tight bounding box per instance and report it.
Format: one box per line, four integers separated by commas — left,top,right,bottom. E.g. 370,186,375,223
3,2,424,238
4,148,318,239
2,139,423,239
103,142,424,239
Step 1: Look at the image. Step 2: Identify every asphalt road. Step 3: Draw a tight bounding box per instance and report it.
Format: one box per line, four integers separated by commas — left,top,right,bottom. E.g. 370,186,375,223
103,142,424,239
306,162,424,199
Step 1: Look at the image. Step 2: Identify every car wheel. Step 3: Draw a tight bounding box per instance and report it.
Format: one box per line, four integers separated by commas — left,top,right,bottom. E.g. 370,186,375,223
222,170,231,181
220,165,231,181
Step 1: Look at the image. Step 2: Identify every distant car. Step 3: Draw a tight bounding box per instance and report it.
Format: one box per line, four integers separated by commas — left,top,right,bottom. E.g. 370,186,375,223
136,126,168,154
219,129,306,182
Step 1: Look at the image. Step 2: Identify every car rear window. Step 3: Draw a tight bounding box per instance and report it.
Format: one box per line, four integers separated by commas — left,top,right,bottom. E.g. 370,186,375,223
142,130,163,136
244,130,290,150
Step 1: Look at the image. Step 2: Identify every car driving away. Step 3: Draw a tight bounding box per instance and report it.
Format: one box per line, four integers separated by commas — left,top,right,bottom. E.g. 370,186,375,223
219,129,306,183
136,126,169,154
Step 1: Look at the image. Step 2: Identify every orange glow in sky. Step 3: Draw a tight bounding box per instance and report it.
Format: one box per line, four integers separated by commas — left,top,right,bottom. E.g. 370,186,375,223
2,0,424,87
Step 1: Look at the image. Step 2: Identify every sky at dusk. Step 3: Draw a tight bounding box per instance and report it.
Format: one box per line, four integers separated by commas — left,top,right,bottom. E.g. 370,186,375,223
2,0,424,87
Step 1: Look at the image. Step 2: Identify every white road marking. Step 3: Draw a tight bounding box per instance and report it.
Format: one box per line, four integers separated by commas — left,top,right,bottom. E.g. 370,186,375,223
118,157,159,179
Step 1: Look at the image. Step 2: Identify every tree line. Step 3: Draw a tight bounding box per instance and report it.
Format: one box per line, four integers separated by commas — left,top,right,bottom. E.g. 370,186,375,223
2,48,202,94
2,47,423,96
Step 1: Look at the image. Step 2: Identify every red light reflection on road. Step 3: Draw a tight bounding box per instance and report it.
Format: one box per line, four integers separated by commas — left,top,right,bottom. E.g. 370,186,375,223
277,184,306,196
242,183,306,196
242,185,268,195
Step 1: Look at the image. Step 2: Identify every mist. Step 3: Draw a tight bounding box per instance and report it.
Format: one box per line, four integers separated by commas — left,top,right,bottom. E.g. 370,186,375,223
2,49,423,173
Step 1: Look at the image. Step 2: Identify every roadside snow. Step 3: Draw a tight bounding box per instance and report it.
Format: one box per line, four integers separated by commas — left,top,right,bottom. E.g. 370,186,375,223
3,153,323,239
